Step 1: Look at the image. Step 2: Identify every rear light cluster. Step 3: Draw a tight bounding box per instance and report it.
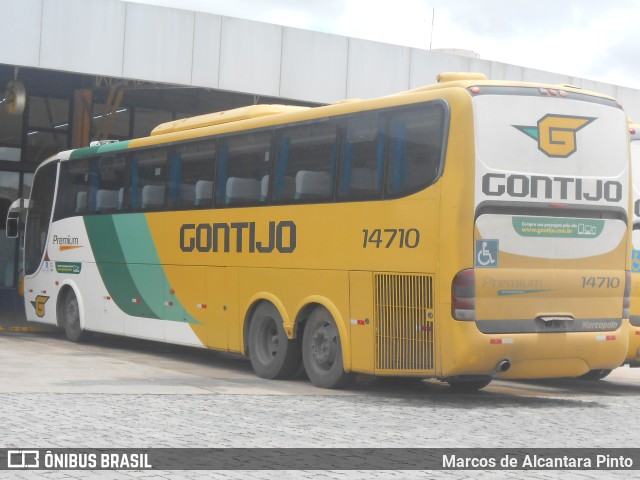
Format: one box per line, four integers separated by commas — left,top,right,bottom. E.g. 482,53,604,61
538,88,567,97
452,269,475,321
623,270,631,319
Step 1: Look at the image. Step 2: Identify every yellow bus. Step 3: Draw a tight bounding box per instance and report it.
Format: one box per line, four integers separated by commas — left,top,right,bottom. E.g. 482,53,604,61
7,72,632,390
627,123,640,369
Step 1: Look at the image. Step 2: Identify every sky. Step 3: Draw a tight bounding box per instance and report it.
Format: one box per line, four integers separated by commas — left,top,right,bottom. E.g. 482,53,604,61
126,0,640,90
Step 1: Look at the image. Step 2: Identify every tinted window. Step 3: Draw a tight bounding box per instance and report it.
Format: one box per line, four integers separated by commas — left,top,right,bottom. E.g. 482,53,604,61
339,114,385,200
273,123,338,203
54,159,92,219
131,149,168,211
216,132,271,207
91,154,127,213
167,140,216,209
386,104,446,197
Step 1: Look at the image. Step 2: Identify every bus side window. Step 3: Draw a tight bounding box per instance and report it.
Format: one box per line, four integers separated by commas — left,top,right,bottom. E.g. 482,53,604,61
54,159,91,220
339,114,385,200
93,154,127,213
216,132,271,207
168,140,216,209
273,122,338,203
132,148,169,211
386,104,446,198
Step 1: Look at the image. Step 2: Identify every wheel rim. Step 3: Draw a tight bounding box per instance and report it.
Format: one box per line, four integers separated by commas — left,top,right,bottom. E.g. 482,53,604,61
310,321,338,372
255,317,280,365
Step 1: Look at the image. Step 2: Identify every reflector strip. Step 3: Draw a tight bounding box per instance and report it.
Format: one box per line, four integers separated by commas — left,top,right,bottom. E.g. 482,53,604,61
596,335,616,341
132,298,141,303
490,338,514,345
197,304,207,309
164,301,174,307
104,296,111,301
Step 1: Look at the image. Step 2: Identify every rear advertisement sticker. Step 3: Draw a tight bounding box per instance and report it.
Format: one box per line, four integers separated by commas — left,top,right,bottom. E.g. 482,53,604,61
512,217,603,238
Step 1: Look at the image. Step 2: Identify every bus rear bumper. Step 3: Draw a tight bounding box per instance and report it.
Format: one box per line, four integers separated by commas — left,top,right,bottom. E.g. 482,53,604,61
441,322,628,380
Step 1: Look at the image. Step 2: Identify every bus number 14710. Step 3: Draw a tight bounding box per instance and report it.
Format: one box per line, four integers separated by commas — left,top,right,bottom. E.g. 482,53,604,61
362,228,420,249
581,276,620,288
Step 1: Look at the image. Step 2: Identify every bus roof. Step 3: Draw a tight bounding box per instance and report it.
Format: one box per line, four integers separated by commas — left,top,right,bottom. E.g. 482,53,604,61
150,104,310,136
43,71,621,167
406,71,618,101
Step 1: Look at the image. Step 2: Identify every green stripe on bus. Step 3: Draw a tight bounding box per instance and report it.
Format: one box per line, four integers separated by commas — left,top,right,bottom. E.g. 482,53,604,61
69,140,130,160
84,214,200,324
112,215,164,318
84,215,159,319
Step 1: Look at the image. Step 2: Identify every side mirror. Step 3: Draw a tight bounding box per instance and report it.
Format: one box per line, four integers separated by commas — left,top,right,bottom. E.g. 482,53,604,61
6,216,18,238
5,198,22,238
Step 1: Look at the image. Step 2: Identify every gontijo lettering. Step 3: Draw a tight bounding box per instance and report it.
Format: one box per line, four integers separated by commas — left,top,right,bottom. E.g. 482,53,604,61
180,220,296,253
482,174,622,203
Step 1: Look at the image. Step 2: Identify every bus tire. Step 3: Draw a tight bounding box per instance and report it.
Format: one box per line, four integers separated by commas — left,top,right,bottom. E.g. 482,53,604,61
60,289,86,343
248,302,301,380
578,369,612,381
302,306,351,389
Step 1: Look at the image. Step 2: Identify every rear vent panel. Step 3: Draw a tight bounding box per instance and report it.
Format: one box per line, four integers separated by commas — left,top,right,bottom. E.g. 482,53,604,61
374,273,435,373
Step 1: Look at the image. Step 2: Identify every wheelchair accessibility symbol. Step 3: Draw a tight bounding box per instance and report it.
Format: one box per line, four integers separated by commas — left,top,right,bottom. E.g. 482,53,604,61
475,240,499,268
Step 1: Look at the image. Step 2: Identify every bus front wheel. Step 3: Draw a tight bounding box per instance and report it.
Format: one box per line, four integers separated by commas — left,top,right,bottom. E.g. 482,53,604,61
248,302,301,380
302,306,351,389
60,289,86,342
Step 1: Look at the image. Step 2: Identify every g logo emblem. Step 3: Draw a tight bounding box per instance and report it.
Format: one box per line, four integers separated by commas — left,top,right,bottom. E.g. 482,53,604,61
30,295,49,318
514,114,596,158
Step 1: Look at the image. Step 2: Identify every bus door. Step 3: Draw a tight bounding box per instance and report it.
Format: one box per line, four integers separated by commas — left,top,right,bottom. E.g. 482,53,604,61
470,88,629,338
23,161,59,324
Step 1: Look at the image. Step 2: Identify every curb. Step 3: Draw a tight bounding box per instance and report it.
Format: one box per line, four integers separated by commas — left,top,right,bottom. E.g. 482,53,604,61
0,326,58,333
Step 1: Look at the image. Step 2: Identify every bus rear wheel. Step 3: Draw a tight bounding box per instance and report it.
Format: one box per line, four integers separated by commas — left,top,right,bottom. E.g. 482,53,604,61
302,306,351,389
248,302,301,379
578,369,612,381
61,289,86,342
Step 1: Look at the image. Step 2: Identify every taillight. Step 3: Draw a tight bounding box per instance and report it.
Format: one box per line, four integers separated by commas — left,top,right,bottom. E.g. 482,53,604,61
452,269,475,321
623,270,631,318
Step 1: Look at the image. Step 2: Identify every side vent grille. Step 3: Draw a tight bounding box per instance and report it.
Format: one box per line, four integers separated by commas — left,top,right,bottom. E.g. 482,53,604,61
374,273,435,373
